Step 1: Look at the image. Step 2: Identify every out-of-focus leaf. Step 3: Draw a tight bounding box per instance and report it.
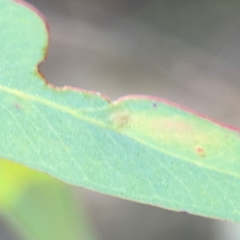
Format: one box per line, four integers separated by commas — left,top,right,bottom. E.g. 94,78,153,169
0,158,97,240
1,0,240,223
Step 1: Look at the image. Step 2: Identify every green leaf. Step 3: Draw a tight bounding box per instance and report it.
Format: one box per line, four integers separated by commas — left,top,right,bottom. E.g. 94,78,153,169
0,158,97,240
1,0,240,223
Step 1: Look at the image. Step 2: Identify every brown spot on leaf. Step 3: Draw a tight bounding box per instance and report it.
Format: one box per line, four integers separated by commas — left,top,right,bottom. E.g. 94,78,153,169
196,147,205,157
111,112,131,130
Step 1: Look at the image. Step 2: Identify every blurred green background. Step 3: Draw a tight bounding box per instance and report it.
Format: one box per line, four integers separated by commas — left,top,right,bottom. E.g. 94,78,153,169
2,0,240,239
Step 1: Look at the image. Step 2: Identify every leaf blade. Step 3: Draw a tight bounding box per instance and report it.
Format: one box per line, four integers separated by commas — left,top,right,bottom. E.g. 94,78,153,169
1,0,240,223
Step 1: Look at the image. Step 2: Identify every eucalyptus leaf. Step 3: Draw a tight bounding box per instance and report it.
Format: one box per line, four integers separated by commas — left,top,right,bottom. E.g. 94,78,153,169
1,0,240,223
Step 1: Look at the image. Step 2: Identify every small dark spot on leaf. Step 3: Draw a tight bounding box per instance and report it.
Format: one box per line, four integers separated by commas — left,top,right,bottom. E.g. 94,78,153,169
153,103,157,108
180,211,188,214
196,147,205,157
14,102,21,109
